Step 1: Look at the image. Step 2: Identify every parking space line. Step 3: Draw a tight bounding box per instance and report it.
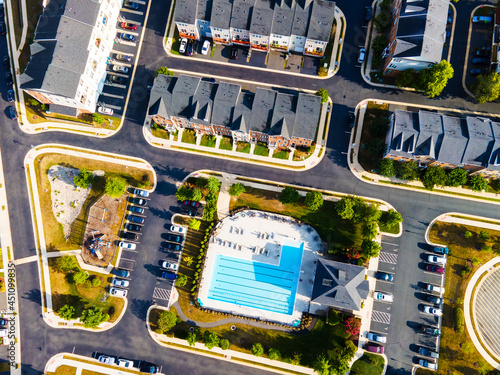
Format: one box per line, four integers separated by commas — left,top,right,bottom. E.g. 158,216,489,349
104,83,127,89
100,93,125,99
116,40,137,47
103,104,122,110
118,20,143,26
133,0,147,4
111,50,135,56
118,30,139,36
108,71,129,78
120,9,143,16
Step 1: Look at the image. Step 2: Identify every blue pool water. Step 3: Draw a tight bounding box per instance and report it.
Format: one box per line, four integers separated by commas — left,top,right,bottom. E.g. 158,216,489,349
206,242,304,315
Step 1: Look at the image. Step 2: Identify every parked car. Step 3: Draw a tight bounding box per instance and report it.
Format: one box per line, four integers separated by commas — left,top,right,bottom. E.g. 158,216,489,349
418,359,437,370
5,71,12,85
8,106,16,120
367,332,386,343
0,23,6,36
118,358,134,368
97,106,113,115
427,255,446,264
170,225,186,234
116,53,132,62
375,272,394,282
230,47,238,59
426,283,444,293
109,75,126,84
426,265,445,274
179,38,188,54
201,40,210,55
123,0,140,9
162,261,179,271
139,362,159,373
0,318,7,326
180,207,197,217
120,33,136,42
110,287,127,297
357,48,366,64
121,22,137,30
182,200,200,207
112,269,130,278
128,215,145,224
129,197,147,206
129,205,145,214
161,271,177,280
426,295,442,304
164,242,182,251
347,112,355,128
470,68,486,76
419,324,440,336
167,234,183,243
474,49,491,57
6,89,13,102
126,223,141,232
112,278,130,287
119,241,136,250
432,246,449,255
366,345,384,353
133,188,149,197
98,355,116,364
364,6,372,22
471,57,489,65
113,65,129,73
375,292,394,302
418,347,439,359
186,41,193,56
423,305,442,316
123,232,138,241
0,329,7,337
3,55,9,69
473,16,492,23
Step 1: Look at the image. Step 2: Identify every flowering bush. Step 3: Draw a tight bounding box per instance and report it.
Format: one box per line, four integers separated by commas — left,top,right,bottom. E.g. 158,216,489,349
345,316,361,336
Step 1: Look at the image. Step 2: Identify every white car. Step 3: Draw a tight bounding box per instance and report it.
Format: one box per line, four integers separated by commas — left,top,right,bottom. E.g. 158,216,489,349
112,65,129,73
426,284,444,294
97,106,113,115
0,329,7,337
358,48,366,64
119,241,136,250
419,359,437,369
162,261,178,271
367,332,386,343
98,355,116,364
201,40,210,55
179,38,188,54
374,292,394,302
111,278,130,287
170,225,186,234
423,305,442,316
427,255,446,264
118,358,134,368
109,287,127,297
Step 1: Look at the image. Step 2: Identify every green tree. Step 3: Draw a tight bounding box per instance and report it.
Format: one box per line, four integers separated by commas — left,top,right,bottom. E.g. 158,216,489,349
91,277,101,287
336,197,355,220
203,330,220,349
73,168,94,189
373,11,391,32
189,219,201,230
396,69,419,88
290,352,302,366
315,88,329,103
279,186,300,204
371,35,389,67
359,203,381,223
472,257,480,266
419,60,454,98
361,239,381,259
220,338,230,350
92,113,104,125
473,72,500,104
380,209,403,227
155,66,175,78
365,138,386,157
58,305,76,320
379,0,392,11
378,158,396,178
157,311,180,333
396,160,419,181
420,165,448,190
187,330,199,346
206,176,221,192
479,230,490,241
104,177,127,198
228,183,246,196
192,188,203,202
313,354,331,375
268,348,281,360
175,186,192,201
469,175,489,192
304,191,323,210
370,117,390,137
464,230,472,239
80,306,109,328
362,222,378,240
447,168,468,187
56,255,77,272
184,256,194,266
72,271,89,284
176,274,188,287
251,343,265,356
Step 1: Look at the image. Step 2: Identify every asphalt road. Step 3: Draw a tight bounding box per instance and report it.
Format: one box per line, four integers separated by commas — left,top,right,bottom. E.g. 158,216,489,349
2,0,500,374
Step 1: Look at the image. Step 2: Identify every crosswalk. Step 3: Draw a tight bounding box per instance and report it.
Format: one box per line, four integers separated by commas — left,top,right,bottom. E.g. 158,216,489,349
379,251,398,264
153,287,171,301
371,310,391,324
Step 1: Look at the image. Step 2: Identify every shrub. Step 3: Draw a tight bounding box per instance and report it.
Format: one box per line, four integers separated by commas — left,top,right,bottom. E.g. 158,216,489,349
56,255,77,272
228,183,245,197
104,177,127,198
378,158,396,178
58,305,76,320
479,231,490,241
155,66,174,77
73,168,94,189
468,175,489,192
91,278,101,287
189,219,201,230
191,188,203,202
187,330,199,346
328,309,341,326
80,306,109,328
203,330,220,349
268,348,281,360
92,113,104,125
157,311,180,333
176,274,188,287
362,222,378,240
396,160,419,181
472,257,480,266
251,343,265,356
361,239,381,259
279,186,300,204
175,186,193,201
453,307,465,333
464,230,472,239
304,191,323,210
220,338,230,350
72,271,89,284
344,316,361,336
315,88,329,103
420,165,448,190
206,176,221,192
447,168,468,187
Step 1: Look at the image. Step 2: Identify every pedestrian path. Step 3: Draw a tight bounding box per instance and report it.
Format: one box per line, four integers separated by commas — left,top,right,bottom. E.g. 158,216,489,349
45,353,144,374
13,255,38,265
439,215,500,232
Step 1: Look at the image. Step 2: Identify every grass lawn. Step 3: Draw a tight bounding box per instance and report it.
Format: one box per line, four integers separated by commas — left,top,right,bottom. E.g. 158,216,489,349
417,221,499,375
151,125,170,140
47,365,77,375
81,371,107,375
293,146,315,161
229,187,362,250
253,144,269,156
34,153,154,252
49,257,125,322
236,141,250,153
272,149,290,160
378,221,399,235
350,353,384,375
200,135,216,148
181,130,197,144
218,136,233,150
358,102,389,173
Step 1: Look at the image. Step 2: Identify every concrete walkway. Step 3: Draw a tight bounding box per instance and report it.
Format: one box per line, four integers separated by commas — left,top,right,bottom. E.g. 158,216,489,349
45,353,148,374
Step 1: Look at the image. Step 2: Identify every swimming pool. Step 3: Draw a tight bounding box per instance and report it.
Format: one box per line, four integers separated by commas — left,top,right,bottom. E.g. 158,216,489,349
206,242,304,315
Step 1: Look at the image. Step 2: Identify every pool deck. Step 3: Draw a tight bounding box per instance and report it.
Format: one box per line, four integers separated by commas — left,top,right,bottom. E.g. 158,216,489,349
198,209,323,325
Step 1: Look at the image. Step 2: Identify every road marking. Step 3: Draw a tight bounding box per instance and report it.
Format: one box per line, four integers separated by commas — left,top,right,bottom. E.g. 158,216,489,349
153,287,171,301
379,251,398,264
104,104,122,110
13,255,38,265
104,83,127,89
108,71,128,78
120,9,144,15
371,310,391,324
110,50,135,57
100,93,125,99
116,40,137,47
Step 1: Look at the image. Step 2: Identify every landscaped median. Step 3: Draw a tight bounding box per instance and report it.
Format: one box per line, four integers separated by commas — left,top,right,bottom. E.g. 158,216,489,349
25,144,156,330
45,353,145,375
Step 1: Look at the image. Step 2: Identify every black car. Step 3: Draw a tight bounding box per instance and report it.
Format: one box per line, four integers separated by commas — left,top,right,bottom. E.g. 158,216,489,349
3,55,9,70
5,71,12,85
364,6,372,22
180,207,197,217
123,232,138,241
471,57,489,65
126,223,142,232
129,197,147,206
6,89,14,102
112,269,130,278
419,324,440,336
230,47,238,60
164,242,182,251
347,113,355,128
139,362,159,373
0,23,5,36
186,41,193,56
426,295,443,304
474,49,491,57
470,68,486,76
116,53,132,62
128,205,145,214
166,234,183,243
8,106,16,120
375,272,394,282
109,74,126,84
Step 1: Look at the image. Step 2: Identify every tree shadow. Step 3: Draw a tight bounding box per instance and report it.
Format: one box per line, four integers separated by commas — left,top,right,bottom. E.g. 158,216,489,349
21,288,42,306
129,298,153,321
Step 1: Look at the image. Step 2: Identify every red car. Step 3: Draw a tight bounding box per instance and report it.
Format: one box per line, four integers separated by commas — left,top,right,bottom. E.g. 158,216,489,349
182,200,200,208
121,22,137,31
426,265,445,274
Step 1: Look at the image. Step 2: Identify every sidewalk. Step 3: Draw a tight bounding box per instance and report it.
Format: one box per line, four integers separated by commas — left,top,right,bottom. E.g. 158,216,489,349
45,353,148,374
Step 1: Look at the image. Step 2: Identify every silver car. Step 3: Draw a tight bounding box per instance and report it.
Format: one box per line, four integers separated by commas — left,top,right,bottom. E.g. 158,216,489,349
112,278,130,288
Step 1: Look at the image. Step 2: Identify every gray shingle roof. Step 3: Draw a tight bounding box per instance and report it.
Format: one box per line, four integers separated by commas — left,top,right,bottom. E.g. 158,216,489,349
488,122,500,171
387,109,420,157
463,117,495,167
307,0,335,41
171,75,201,118
230,0,255,30
250,0,274,35
415,111,443,159
148,74,176,117
438,116,468,166
249,88,276,133
293,93,320,140
272,0,295,36
211,82,241,126
174,0,198,24
211,0,234,28
192,81,217,125
232,92,254,133
269,93,296,138
311,259,369,312
198,0,214,20
291,0,312,37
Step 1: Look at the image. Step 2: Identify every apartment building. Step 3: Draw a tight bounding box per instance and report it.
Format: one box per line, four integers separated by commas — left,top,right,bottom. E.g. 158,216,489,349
382,0,449,77
148,74,322,149
384,109,500,178
19,0,122,116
